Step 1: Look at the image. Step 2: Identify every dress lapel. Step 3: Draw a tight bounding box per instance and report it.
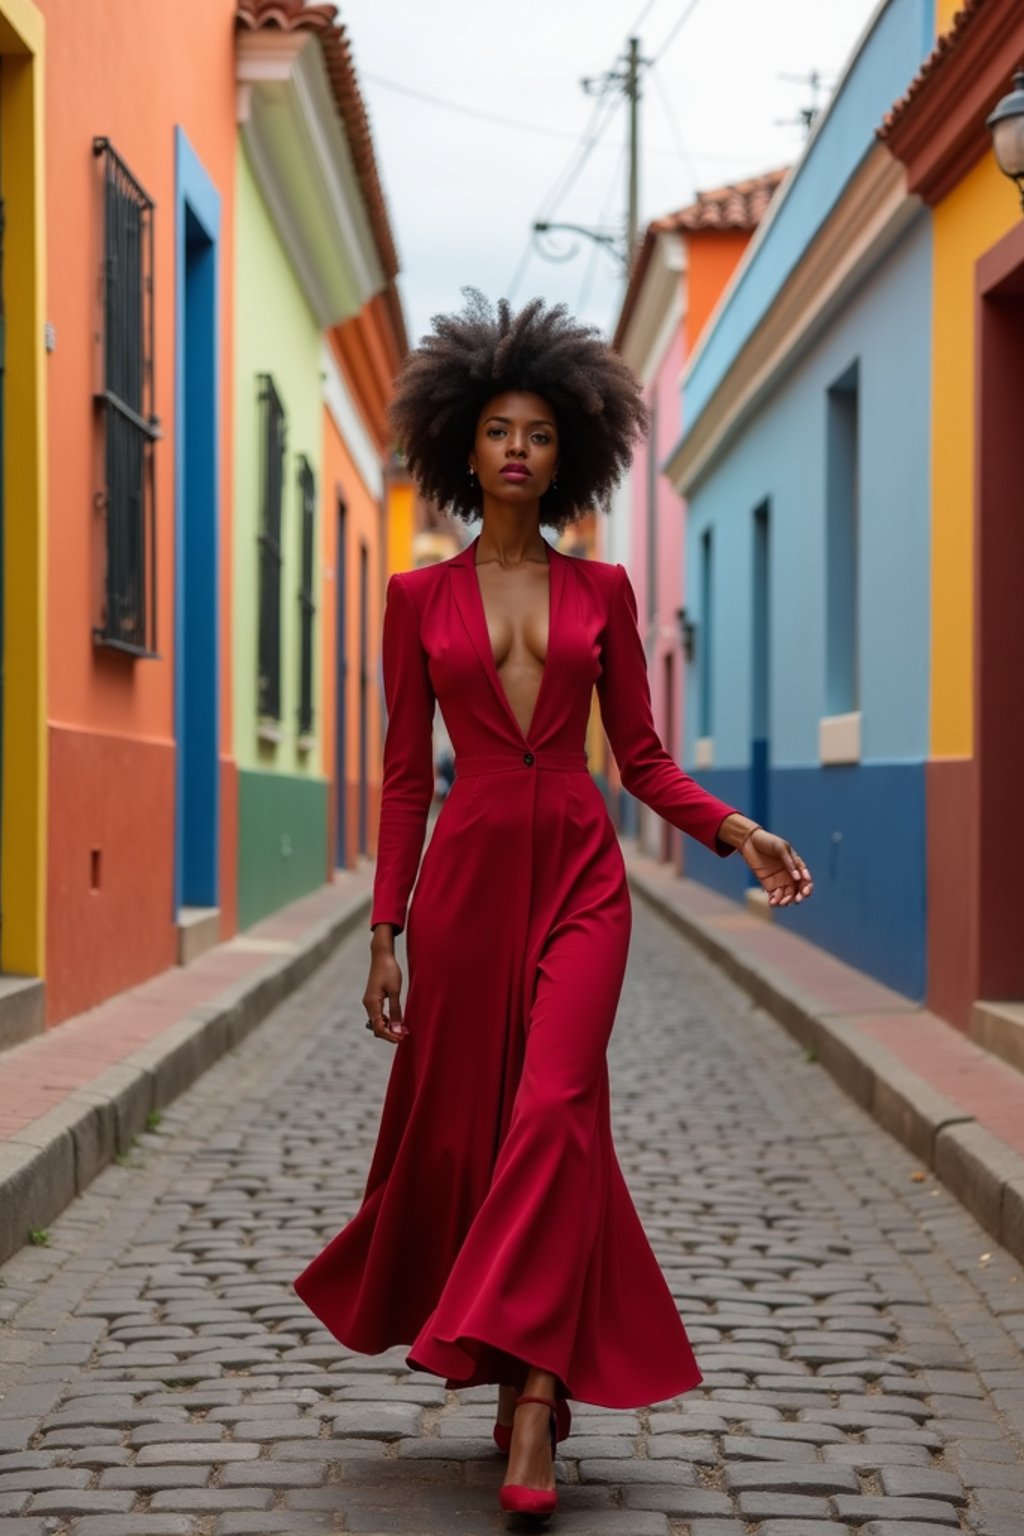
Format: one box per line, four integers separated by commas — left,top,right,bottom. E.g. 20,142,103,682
449,533,564,747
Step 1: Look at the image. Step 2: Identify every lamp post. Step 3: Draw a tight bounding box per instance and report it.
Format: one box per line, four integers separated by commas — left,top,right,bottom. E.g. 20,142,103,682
987,69,1024,212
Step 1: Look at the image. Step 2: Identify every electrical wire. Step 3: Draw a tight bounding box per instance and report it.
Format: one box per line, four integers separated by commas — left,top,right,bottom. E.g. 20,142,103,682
649,61,697,193
362,71,589,146
629,0,659,34
578,139,628,317
362,66,762,166
536,80,621,223
650,0,704,64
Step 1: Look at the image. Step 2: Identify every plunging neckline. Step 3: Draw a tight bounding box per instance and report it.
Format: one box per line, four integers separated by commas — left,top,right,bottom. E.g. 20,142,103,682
471,534,554,747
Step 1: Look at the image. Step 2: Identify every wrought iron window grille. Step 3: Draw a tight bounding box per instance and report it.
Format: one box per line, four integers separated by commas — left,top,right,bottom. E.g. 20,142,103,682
297,455,317,739
92,136,160,658
257,373,286,723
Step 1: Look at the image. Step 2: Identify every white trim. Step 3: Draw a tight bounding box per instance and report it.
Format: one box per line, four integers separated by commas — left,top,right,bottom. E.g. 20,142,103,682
236,28,387,327
321,340,383,500
819,711,862,765
293,42,382,302
694,736,714,770
619,232,686,380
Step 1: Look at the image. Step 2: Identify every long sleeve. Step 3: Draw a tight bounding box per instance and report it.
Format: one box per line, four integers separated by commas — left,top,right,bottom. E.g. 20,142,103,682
369,573,436,934
596,563,737,857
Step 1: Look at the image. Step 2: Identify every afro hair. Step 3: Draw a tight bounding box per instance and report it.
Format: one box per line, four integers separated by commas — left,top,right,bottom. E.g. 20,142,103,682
387,288,649,530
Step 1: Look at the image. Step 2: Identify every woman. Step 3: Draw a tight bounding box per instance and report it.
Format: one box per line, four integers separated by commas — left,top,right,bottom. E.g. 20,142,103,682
294,291,813,1519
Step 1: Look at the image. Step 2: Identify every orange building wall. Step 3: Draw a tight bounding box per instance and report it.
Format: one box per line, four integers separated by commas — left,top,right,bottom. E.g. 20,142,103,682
322,404,385,875
42,0,237,1021
685,230,753,357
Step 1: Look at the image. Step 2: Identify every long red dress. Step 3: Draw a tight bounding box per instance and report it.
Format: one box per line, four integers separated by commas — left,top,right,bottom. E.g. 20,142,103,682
294,534,740,1409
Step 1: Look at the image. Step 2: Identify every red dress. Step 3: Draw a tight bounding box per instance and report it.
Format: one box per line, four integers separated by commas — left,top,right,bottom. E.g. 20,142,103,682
294,534,740,1408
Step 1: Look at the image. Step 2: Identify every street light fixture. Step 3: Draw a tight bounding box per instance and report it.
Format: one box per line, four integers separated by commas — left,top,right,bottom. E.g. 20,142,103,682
987,69,1024,213
532,220,629,271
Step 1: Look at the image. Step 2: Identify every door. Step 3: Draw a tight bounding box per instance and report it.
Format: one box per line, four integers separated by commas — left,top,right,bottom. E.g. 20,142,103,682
750,501,771,873
176,204,219,912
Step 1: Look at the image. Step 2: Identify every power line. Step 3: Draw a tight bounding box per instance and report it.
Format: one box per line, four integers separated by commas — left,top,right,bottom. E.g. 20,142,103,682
578,139,628,316
629,0,659,32
362,66,767,167
362,71,586,145
651,0,704,64
649,61,697,192
537,81,621,223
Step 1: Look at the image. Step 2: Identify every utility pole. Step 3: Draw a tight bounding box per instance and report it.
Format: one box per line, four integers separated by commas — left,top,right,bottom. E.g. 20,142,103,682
626,37,641,260
532,36,647,275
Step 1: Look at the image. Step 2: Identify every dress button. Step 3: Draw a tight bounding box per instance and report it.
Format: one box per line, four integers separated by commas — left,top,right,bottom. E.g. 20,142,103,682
523,751,535,766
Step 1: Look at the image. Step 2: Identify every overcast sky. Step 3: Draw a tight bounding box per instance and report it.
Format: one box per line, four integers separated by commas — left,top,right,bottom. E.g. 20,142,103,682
339,0,882,343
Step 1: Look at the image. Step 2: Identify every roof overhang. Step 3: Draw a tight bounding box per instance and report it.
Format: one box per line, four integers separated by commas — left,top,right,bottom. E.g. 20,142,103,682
879,0,1024,205
236,27,386,327
664,143,916,495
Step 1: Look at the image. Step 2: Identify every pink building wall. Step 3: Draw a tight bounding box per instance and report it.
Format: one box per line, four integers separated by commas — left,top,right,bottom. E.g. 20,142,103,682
631,325,687,864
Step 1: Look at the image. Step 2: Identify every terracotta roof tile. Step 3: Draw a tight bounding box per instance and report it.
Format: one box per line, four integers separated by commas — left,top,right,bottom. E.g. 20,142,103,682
878,0,986,140
656,167,789,233
614,167,788,351
237,0,401,284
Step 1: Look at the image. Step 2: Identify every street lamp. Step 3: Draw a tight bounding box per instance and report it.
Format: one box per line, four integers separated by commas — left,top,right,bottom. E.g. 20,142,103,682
987,69,1024,212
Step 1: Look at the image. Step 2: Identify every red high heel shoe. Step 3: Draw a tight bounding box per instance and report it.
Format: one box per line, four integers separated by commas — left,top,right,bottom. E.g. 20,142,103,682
494,1393,571,1456
498,1394,560,1519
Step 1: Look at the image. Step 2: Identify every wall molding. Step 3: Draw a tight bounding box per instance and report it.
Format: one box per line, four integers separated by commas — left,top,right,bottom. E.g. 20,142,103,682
665,145,918,495
236,28,385,328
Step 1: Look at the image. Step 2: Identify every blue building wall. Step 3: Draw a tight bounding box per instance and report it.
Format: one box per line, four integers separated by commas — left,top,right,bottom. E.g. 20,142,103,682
682,213,932,1000
684,0,935,424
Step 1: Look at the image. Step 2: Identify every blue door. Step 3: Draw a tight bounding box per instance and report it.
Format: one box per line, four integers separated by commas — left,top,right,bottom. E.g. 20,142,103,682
174,132,220,914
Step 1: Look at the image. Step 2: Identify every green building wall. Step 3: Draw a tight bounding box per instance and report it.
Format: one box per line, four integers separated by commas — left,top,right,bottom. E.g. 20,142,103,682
234,139,328,927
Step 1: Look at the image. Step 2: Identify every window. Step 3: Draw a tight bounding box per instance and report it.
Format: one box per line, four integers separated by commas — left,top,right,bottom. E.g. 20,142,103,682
297,455,316,738
825,362,859,716
257,374,286,722
93,137,159,656
698,528,713,740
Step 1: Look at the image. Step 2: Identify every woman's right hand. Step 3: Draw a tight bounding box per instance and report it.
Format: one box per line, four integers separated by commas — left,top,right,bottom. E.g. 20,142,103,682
363,939,408,1044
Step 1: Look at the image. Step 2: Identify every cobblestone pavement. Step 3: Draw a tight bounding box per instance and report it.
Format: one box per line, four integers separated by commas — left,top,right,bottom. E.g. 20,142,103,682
2,902,1023,1536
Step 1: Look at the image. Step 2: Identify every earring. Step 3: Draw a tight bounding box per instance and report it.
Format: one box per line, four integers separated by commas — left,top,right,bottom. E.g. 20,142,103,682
467,466,475,480
551,471,558,490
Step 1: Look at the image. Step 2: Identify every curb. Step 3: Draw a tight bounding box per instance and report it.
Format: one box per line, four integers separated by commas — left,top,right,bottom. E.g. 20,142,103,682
0,887,371,1266
627,860,1024,1268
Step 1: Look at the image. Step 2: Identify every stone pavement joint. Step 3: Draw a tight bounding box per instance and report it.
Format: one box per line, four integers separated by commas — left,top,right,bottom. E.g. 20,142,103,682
626,848,1024,1269
0,899,1022,1533
0,873,372,1267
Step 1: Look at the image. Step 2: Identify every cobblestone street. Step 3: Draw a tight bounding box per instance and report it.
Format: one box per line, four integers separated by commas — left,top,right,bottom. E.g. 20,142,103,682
1,902,1022,1536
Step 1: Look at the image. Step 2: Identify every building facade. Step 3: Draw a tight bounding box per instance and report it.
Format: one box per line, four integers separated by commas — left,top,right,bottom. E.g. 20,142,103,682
609,173,784,859
0,0,406,1034
665,0,936,999
880,0,1024,1031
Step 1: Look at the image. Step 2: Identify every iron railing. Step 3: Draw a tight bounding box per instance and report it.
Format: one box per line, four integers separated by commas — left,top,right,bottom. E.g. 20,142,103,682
297,455,316,737
257,374,286,721
92,137,159,657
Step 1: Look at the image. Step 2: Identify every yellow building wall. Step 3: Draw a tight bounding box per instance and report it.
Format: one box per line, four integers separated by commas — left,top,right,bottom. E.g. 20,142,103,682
386,481,414,574
0,0,47,976
931,153,1019,758
935,0,959,33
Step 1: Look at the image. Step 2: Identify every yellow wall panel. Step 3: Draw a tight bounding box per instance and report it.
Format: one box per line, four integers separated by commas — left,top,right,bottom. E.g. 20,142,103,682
930,154,1017,757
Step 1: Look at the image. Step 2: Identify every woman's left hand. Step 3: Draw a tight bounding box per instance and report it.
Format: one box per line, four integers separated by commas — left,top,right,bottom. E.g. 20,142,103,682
740,827,814,907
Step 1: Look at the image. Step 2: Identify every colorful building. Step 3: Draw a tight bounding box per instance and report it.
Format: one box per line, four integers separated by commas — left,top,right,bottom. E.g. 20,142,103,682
233,0,405,928
0,0,406,1034
664,0,937,999
880,0,1024,1033
610,173,785,860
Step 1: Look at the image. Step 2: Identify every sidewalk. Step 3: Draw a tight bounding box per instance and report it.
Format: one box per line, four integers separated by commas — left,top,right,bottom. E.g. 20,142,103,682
0,868,372,1265
625,842,1024,1268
